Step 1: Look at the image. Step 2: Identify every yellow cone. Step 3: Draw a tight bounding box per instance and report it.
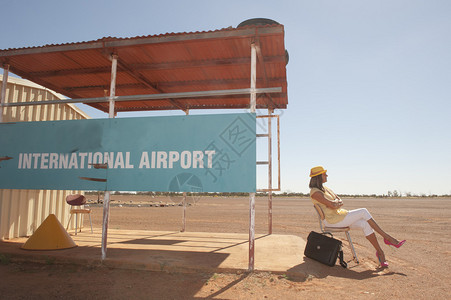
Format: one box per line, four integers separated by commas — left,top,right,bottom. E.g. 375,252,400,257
21,214,77,250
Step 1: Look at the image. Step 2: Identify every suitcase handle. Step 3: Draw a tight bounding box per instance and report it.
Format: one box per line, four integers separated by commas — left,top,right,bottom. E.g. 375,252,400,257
338,250,347,268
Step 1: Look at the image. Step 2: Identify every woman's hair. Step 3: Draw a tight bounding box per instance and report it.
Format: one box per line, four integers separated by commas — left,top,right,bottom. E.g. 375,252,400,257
309,174,324,191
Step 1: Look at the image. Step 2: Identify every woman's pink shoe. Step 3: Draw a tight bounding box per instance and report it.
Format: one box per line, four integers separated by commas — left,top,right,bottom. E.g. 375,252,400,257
376,252,389,268
384,239,406,249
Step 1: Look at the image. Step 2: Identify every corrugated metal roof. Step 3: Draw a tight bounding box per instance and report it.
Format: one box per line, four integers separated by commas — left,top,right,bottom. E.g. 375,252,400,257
0,23,288,112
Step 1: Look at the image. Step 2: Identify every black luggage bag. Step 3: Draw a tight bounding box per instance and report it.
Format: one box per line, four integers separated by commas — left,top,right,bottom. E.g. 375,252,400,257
304,231,347,268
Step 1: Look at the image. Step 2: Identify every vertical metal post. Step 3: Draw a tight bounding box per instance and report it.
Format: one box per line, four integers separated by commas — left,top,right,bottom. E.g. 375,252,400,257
108,55,118,118
101,54,118,261
248,43,257,272
181,109,189,232
249,192,256,271
0,65,10,123
250,44,257,112
268,109,273,234
181,192,186,232
101,191,110,260
277,116,281,191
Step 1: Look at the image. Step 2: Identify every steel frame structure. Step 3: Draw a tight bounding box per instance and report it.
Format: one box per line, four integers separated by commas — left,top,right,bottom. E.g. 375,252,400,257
0,42,283,272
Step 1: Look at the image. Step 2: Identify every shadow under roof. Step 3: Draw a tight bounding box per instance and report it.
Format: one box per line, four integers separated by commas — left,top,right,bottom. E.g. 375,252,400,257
0,23,288,113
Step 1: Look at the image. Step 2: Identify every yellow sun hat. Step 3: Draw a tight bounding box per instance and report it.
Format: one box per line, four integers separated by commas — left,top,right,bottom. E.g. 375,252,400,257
310,166,327,177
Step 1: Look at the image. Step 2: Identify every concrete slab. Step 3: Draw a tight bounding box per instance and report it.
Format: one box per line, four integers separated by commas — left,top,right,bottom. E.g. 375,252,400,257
0,228,307,278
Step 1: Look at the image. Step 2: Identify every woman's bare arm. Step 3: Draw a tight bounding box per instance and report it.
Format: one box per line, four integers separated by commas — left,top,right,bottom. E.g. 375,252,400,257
311,191,343,209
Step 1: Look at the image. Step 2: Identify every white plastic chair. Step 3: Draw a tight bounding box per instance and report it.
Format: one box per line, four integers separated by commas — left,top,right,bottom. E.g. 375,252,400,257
313,204,359,263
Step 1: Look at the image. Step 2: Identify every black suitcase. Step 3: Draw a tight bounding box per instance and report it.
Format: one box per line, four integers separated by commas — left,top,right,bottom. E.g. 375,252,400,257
304,231,347,268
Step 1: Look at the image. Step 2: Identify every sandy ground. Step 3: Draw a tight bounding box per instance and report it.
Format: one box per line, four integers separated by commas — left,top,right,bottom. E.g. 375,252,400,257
1,195,450,299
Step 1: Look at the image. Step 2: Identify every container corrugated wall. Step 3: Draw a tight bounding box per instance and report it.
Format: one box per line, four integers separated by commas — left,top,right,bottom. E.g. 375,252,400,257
0,74,91,239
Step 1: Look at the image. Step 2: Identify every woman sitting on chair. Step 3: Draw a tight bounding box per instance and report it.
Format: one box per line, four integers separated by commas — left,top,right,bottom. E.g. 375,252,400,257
309,166,405,268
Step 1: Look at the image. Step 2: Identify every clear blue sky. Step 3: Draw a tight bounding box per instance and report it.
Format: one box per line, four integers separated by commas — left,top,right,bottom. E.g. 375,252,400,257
2,0,450,195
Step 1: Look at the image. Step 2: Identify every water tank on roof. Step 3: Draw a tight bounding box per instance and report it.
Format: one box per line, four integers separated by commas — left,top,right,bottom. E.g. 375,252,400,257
237,18,280,27
237,18,289,65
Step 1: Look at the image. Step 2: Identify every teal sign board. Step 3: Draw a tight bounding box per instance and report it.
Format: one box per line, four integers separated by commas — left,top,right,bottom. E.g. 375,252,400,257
0,113,256,192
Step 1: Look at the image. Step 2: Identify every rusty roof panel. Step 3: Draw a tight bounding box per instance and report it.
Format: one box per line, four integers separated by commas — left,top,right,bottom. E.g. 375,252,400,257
0,24,288,112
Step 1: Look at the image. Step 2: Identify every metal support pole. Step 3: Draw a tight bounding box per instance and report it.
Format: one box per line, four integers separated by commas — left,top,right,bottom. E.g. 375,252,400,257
0,65,10,123
250,44,257,112
277,115,281,191
268,109,273,234
181,192,186,232
101,54,118,261
101,191,110,260
109,54,118,118
248,192,256,271
248,43,257,272
181,109,189,232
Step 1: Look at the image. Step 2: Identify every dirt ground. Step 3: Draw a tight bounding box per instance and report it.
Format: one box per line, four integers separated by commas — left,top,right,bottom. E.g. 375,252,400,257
1,195,450,299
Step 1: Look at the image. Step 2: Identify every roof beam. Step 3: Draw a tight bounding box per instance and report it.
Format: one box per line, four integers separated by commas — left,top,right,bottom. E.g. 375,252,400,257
2,87,282,107
30,66,111,77
25,55,286,78
63,77,287,92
